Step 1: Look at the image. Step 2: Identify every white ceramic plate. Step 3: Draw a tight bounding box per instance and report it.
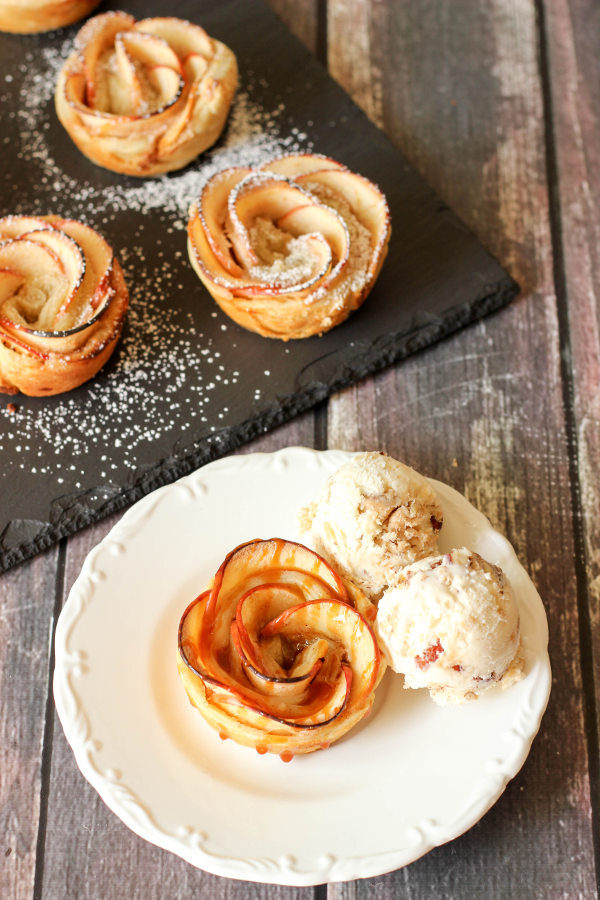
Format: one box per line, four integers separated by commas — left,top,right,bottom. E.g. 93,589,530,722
54,448,551,885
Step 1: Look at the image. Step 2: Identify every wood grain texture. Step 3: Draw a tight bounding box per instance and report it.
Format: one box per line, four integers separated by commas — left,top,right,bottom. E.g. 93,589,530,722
0,547,59,900
327,0,381,124
326,0,596,896
1,0,599,897
543,0,600,746
38,418,317,900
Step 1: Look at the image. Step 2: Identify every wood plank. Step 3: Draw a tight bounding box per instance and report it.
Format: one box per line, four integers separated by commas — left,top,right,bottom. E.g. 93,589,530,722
543,0,600,753
0,548,59,900
39,418,317,900
326,0,596,895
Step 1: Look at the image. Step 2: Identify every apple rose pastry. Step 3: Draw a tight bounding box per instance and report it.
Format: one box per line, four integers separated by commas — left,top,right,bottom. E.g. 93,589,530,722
55,11,238,176
0,0,100,33
0,215,129,396
178,538,384,758
187,154,391,339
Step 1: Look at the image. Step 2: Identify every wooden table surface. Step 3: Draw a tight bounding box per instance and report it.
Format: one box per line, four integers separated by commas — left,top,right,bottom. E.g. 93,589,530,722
2,0,599,897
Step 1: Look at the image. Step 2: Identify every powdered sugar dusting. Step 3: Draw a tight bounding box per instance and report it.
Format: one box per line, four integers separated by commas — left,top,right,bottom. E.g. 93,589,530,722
249,219,323,288
0,38,312,494
13,40,312,229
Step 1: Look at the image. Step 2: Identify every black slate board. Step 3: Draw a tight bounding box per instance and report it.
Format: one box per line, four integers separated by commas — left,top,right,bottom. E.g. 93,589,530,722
0,0,518,573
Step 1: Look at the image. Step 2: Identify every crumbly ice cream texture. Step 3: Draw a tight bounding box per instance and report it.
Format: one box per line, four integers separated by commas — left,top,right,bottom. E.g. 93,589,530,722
299,451,443,600
375,548,524,705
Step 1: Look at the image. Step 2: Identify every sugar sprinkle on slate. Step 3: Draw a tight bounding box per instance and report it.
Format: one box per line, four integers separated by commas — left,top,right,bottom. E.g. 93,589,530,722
0,40,311,488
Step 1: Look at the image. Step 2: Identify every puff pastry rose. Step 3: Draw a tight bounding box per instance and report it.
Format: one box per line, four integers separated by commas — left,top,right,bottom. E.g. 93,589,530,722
0,0,99,33
187,154,391,339
55,11,238,176
0,215,129,396
178,538,383,758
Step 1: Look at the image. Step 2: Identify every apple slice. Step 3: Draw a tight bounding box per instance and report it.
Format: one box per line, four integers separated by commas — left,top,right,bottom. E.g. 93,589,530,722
296,168,390,266
0,239,69,344
120,30,183,74
53,219,113,324
201,538,349,652
113,33,144,114
261,154,347,178
0,239,65,283
0,223,113,350
135,17,214,60
146,64,183,112
182,51,208,82
20,229,84,329
234,582,306,671
0,326,48,359
189,208,328,298
156,34,239,155
115,32,183,116
279,664,351,727
199,167,252,276
245,638,328,698
232,581,338,697
76,11,135,109
0,269,24,308
181,616,353,729
231,618,327,702
229,176,314,263
225,176,308,271
188,207,236,293
183,617,348,727
278,202,349,260
0,216,52,239
262,598,381,704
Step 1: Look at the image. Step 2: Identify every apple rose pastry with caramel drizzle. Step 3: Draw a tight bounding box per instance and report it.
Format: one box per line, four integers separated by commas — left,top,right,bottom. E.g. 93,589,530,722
187,154,391,339
55,11,238,176
0,0,100,33
0,215,129,396
177,538,384,758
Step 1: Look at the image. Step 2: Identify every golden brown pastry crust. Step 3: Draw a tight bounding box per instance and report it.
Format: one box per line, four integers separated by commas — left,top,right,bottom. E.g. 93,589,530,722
55,12,238,176
187,154,391,340
0,0,100,33
178,538,384,758
0,215,129,396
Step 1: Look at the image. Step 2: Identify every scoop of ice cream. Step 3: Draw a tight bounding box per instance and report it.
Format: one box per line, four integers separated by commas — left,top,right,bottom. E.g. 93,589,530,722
375,548,523,704
300,451,443,600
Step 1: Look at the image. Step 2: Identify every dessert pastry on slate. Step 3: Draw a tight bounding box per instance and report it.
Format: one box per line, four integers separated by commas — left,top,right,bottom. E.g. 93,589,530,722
0,215,129,396
0,0,100,33
55,11,238,176
376,548,524,704
187,154,391,339
300,451,443,600
178,538,383,758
